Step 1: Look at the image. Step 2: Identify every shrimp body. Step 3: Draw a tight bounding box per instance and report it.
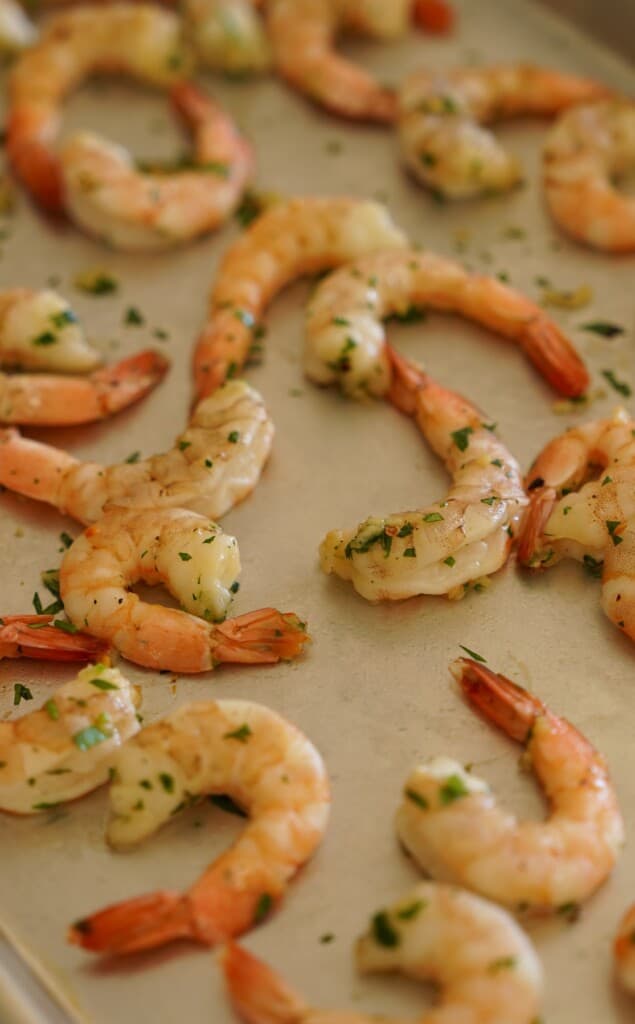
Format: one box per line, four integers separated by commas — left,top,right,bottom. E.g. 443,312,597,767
543,100,635,252
397,659,624,912
0,614,108,662
60,507,309,672
399,65,609,200
305,249,589,399
194,197,407,397
320,347,527,602
518,409,635,643
0,663,139,815
222,881,543,1024
0,0,36,54
68,699,329,953
0,380,273,523
0,288,100,373
184,0,270,74
341,0,412,39
615,904,635,993
60,82,253,251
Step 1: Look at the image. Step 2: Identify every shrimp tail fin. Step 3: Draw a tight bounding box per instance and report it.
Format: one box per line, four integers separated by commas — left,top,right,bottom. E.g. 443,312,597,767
517,487,558,566
68,890,194,955
221,942,308,1024
0,614,109,662
451,657,545,742
521,319,589,398
6,121,64,212
385,344,427,415
171,80,216,126
194,310,252,400
93,350,170,417
212,609,310,665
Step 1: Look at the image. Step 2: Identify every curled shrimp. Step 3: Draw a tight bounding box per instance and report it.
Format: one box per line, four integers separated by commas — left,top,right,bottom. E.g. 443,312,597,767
222,881,543,1024
59,507,309,673
397,658,624,913
0,0,36,54
7,2,191,211
0,379,272,523
0,614,108,663
183,0,270,74
614,904,635,994
340,0,412,39
0,288,100,372
68,698,329,954
0,662,139,815
0,348,168,426
518,409,635,644
60,82,254,251
543,100,635,252
266,0,397,123
398,65,609,200
193,196,407,398
320,346,527,602
305,248,589,399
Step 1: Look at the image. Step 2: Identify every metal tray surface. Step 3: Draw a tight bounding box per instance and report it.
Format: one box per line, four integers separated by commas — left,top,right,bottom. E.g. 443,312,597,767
0,1,633,1021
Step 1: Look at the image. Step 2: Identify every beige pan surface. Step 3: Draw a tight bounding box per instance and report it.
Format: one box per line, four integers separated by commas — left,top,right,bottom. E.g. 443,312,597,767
0,0,633,1021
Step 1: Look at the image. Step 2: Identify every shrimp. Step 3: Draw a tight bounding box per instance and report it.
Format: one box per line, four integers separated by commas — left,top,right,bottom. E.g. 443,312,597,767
0,288,100,372
193,197,407,398
305,248,589,399
60,82,254,252
398,65,609,200
0,379,272,523
183,0,270,74
68,699,329,954
320,346,527,602
222,881,543,1024
0,348,168,426
614,904,635,993
266,0,397,123
397,658,624,913
543,100,635,252
340,0,412,39
0,662,139,815
59,507,309,673
0,0,36,54
0,614,108,663
518,409,635,644
7,3,191,211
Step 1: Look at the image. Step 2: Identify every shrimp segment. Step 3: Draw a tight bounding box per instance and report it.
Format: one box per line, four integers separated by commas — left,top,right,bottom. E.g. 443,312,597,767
614,904,635,993
397,659,624,912
320,346,527,601
0,614,108,663
518,409,635,643
184,0,270,74
399,65,609,200
222,881,543,1024
305,248,589,398
0,288,100,373
68,699,329,953
0,663,139,815
60,507,309,673
193,197,407,398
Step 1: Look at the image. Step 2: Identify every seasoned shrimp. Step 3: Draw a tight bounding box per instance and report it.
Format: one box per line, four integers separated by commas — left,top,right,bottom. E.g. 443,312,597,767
398,65,609,200
266,0,397,123
615,904,635,993
518,409,635,644
0,614,108,663
60,507,309,673
183,0,270,74
398,658,624,913
193,197,407,398
0,662,139,815
305,248,589,399
60,82,253,251
0,0,35,54
0,379,272,523
0,348,168,426
543,100,635,252
68,699,329,954
7,3,191,211
341,0,412,39
320,347,527,602
222,881,543,1024
0,288,100,372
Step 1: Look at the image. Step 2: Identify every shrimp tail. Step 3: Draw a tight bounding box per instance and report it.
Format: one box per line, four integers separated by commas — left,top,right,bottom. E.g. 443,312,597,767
520,318,589,398
451,657,545,742
517,487,558,566
0,614,109,662
221,942,308,1024
385,344,427,414
92,349,170,417
6,120,64,213
194,310,252,400
68,890,193,955
212,609,310,665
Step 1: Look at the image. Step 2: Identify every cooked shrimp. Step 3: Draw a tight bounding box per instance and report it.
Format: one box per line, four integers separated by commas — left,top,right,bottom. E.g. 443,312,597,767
397,658,624,913
0,288,100,372
305,248,589,399
543,100,635,252
398,65,609,200
266,0,397,123
0,379,272,523
518,409,635,643
0,348,168,426
0,662,139,815
614,904,635,993
0,0,35,54
68,698,329,954
222,881,543,1024
341,0,412,39
0,614,108,662
60,82,253,251
59,507,309,673
7,3,191,211
193,197,407,398
183,0,270,74
320,346,527,602
413,0,455,34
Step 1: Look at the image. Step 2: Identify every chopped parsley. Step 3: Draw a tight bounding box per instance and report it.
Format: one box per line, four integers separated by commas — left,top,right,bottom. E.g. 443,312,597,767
423,512,443,523
178,440,191,451
371,911,399,947
459,645,486,663
209,794,247,818
53,619,78,634
602,369,631,397
74,269,119,295
404,787,428,810
451,426,473,452
582,554,603,578
488,956,517,973
227,431,240,443
44,699,59,720
178,552,192,561
13,683,33,706
32,331,57,347
235,191,264,228
124,306,144,325
396,899,425,920
230,581,240,594
124,451,141,464
50,309,78,329
580,321,624,338
403,547,416,558
439,774,469,804
254,893,272,924
89,677,118,691
398,523,413,537
444,556,456,567
73,723,109,751
606,520,624,546
224,723,252,743
159,772,175,793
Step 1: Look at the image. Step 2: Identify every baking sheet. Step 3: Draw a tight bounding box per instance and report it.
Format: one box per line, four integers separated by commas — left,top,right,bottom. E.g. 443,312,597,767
0,1,634,1021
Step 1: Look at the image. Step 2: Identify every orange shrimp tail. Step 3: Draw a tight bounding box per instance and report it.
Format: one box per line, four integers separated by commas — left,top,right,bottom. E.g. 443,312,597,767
413,0,455,34
68,890,194,955
451,657,545,743
170,80,214,125
6,125,64,213
0,614,109,662
516,487,557,566
212,609,310,665
520,319,589,398
194,311,252,400
93,349,170,416
385,344,428,415
221,943,308,1024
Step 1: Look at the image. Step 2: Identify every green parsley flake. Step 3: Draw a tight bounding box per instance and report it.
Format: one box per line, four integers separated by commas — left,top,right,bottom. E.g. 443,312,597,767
209,794,247,818
44,699,59,720
159,772,174,793
224,723,252,743
227,431,240,443
606,520,624,546
404,787,428,810
254,893,272,924
444,556,456,567
459,645,486,663
73,724,109,751
580,321,624,338
396,899,426,920
439,774,469,804
451,426,473,452
89,677,118,691
13,683,33,706
602,369,632,398
371,911,399,947
488,956,517,973
125,451,141,464
178,552,192,561
32,331,57,346
423,512,443,523
124,306,144,325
